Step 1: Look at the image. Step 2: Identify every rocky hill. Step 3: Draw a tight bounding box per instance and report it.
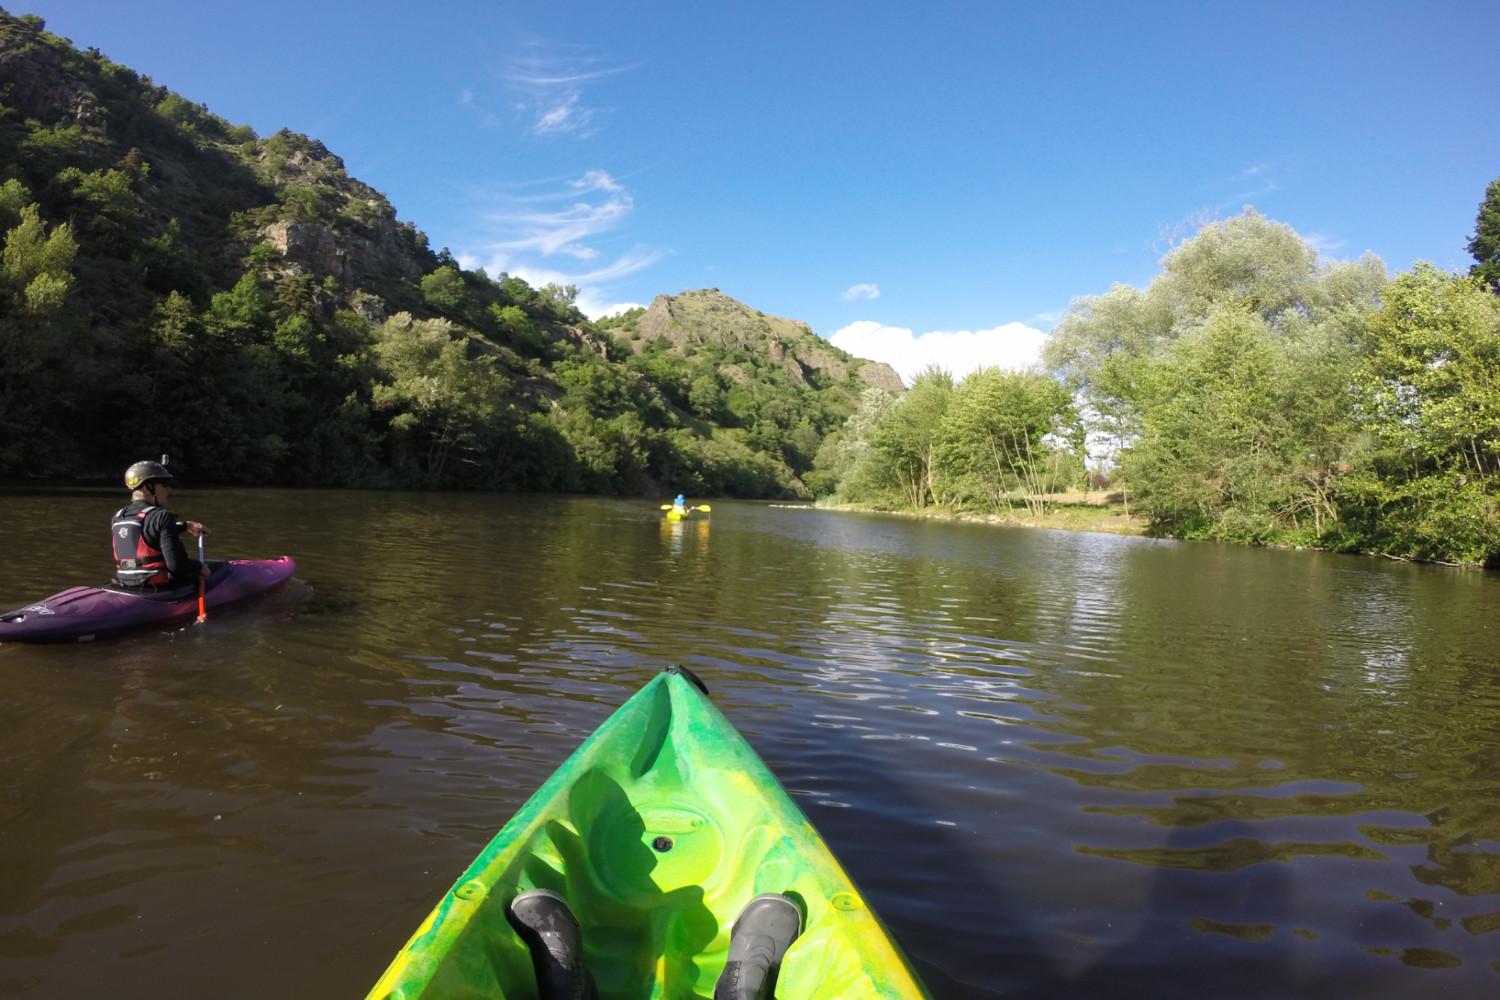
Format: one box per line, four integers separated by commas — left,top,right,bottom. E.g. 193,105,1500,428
0,10,894,498
620,288,904,394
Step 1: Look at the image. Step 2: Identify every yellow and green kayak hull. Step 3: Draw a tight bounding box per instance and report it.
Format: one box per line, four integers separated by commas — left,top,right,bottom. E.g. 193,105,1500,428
365,667,931,1000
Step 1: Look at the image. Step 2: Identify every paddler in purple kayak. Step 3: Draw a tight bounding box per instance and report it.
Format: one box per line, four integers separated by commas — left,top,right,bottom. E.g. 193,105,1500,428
111,459,210,589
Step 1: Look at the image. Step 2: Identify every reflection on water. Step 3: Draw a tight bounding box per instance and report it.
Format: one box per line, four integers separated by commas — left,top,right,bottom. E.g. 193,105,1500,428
1,490,1499,998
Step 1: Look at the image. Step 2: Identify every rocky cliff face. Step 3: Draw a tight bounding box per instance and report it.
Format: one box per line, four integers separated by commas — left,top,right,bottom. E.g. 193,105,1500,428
852,357,906,393
0,20,94,123
252,149,424,290
0,13,435,325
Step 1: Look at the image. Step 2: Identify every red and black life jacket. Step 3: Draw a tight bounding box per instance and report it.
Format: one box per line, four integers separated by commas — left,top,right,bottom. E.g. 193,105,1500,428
111,504,169,586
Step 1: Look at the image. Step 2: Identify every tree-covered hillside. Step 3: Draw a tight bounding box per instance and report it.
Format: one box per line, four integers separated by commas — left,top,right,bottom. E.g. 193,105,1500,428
0,10,896,496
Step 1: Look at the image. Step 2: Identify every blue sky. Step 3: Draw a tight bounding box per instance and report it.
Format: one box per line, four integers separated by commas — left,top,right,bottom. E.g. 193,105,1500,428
16,1,1499,383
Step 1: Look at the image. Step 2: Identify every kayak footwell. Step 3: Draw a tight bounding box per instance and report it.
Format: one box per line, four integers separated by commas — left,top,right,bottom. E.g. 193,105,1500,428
367,669,930,1000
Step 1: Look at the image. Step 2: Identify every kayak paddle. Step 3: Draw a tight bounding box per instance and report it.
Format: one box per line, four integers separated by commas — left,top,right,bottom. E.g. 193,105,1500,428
196,532,207,623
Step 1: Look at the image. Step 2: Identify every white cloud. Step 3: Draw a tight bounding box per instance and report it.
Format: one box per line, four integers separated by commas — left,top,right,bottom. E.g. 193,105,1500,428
461,170,667,319
842,282,880,301
503,244,665,285
501,40,637,139
1217,159,1294,213
1303,232,1347,255
829,320,1047,387
482,169,633,259
480,249,664,319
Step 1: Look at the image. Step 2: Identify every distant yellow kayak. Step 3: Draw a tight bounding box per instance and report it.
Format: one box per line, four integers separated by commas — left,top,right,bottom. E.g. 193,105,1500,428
364,667,931,1000
661,501,710,521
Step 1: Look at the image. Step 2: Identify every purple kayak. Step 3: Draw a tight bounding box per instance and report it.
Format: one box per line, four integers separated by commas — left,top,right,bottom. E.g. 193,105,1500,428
0,557,296,643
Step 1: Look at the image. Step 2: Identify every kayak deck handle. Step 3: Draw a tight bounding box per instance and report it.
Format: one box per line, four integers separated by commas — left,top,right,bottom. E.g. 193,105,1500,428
665,664,709,695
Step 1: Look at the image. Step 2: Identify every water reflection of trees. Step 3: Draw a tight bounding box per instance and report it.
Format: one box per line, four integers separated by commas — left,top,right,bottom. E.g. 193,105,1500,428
1012,540,1500,967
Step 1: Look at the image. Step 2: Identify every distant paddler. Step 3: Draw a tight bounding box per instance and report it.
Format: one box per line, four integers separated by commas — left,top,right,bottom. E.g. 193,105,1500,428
661,494,711,520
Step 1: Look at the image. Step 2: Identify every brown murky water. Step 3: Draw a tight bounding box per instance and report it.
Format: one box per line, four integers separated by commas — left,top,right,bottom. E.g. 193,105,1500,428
2,488,1499,999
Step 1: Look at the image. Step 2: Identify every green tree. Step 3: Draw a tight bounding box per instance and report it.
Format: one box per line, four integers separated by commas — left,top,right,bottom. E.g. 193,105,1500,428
815,387,899,499
0,179,30,227
422,266,473,318
555,353,639,421
1467,177,1500,292
1154,209,1321,321
52,160,146,252
1125,306,1289,539
937,367,1080,515
865,367,953,508
1357,264,1500,471
17,122,92,182
687,372,725,420
139,219,207,299
490,303,552,357
1340,263,1500,563
156,93,205,129
371,314,509,485
0,202,77,471
205,271,271,343
1,204,76,311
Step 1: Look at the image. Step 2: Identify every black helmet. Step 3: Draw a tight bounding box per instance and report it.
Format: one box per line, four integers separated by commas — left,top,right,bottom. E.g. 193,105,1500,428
124,459,173,490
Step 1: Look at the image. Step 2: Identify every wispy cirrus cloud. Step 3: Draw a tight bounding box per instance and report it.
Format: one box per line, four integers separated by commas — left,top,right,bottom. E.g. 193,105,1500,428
1154,160,1293,252
487,170,632,259
1155,157,1352,260
842,282,880,301
501,39,639,138
459,170,666,320
1302,232,1348,255
505,250,665,321
1217,159,1295,211
458,88,500,128
454,39,653,313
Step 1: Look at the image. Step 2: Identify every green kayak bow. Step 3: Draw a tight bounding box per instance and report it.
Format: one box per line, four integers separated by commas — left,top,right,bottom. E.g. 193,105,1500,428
365,667,931,1000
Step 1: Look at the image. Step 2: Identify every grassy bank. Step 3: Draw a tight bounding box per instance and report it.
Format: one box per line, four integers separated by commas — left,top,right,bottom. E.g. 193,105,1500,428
813,492,1148,536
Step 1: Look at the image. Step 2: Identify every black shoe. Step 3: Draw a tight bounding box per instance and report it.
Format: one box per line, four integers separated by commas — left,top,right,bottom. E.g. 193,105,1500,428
713,893,802,1000
506,888,598,1000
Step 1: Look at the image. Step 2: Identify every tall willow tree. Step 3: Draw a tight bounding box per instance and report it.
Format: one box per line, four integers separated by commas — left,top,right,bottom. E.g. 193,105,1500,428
1126,305,1291,538
1044,209,1387,540
809,387,898,499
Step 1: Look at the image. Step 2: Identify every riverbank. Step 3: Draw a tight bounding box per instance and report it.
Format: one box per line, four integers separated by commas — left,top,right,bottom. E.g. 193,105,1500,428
799,497,1495,569
805,493,1149,536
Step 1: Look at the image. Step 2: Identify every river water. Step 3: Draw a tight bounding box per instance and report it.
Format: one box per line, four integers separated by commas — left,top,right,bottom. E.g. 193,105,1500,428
1,488,1498,999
